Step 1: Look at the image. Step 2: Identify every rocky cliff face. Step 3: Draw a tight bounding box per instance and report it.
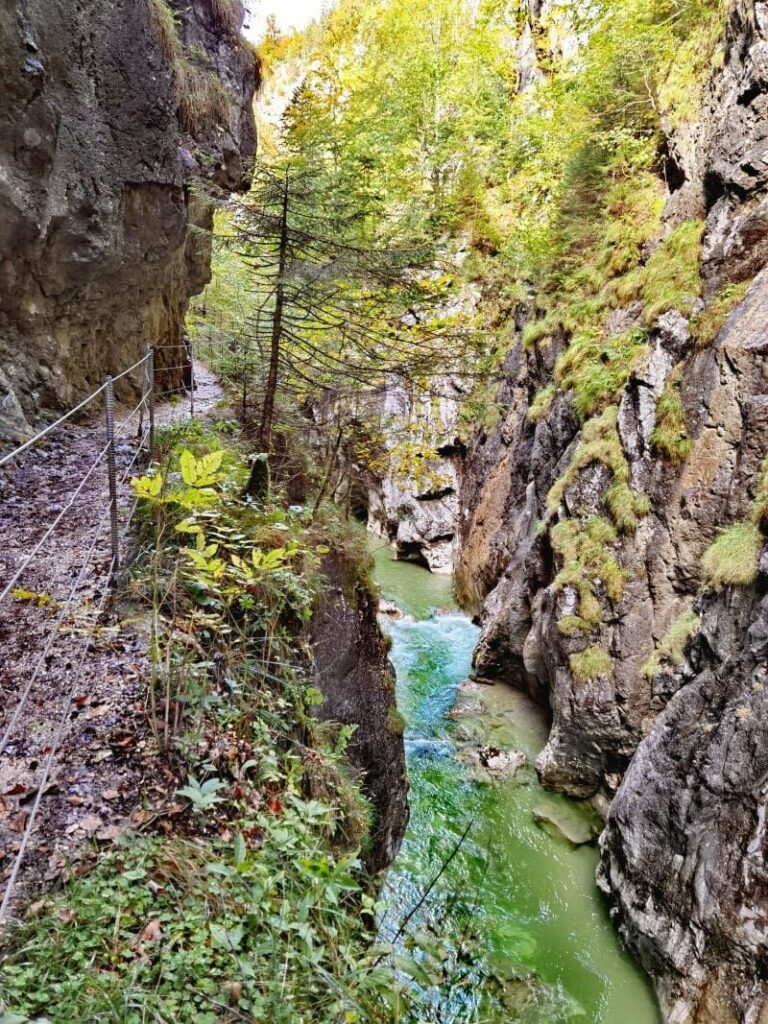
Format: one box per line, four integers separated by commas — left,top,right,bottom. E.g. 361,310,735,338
0,0,257,438
456,0,768,1018
367,379,466,574
310,552,409,873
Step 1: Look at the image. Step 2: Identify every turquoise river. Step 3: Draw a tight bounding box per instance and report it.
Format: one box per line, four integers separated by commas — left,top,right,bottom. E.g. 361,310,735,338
372,541,659,1023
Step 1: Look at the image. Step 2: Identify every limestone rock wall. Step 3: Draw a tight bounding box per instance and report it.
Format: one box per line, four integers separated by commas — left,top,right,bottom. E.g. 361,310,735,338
0,0,257,438
456,0,768,1017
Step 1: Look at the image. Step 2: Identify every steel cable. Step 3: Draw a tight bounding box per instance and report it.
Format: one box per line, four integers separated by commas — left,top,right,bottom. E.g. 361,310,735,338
0,428,150,756
0,556,116,925
0,352,150,469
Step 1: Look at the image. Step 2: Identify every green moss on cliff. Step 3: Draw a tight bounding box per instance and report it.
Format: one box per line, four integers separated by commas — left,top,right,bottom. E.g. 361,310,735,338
556,326,648,421
570,644,613,683
552,516,628,633
641,609,700,677
651,367,692,465
547,406,649,534
690,280,751,347
702,523,763,589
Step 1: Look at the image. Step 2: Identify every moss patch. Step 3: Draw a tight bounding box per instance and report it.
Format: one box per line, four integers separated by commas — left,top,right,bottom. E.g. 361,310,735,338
552,516,628,633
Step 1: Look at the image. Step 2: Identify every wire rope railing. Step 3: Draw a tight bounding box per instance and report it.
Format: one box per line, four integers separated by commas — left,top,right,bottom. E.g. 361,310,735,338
0,340,198,924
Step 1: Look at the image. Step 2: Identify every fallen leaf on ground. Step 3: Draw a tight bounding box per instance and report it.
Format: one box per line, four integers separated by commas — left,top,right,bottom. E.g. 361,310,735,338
78,813,103,835
96,825,122,842
139,919,162,943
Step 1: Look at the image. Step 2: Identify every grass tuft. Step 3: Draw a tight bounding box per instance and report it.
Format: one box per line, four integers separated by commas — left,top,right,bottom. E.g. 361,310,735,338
642,609,700,677
555,325,647,421
210,0,244,36
690,280,751,347
651,366,692,464
701,522,763,589
569,644,613,683
177,57,231,134
639,219,704,326
528,383,557,423
547,406,650,534
147,0,182,62
552,515,628,628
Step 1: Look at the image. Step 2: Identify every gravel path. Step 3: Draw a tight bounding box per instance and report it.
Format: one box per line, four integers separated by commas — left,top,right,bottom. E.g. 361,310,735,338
0,365,223,922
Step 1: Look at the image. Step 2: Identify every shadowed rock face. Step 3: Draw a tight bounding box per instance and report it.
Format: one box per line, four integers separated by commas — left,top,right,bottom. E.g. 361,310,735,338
310,554,409,874
0,0,257,437
455,0,768,1017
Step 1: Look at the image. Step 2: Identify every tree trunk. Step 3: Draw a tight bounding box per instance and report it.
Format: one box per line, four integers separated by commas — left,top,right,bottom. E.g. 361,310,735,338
246,171,289,497
257,168,289,453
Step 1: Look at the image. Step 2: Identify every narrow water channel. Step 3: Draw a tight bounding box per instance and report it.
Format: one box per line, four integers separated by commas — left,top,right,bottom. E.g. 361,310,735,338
372,543,659,1023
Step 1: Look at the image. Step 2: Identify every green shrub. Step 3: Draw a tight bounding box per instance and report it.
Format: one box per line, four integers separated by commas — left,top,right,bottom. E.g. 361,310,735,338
641,609,700,677
701,522,763,588
570,644,613,683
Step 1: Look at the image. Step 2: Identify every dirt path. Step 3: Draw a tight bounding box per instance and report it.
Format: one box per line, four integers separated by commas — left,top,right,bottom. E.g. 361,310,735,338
0,367,223,922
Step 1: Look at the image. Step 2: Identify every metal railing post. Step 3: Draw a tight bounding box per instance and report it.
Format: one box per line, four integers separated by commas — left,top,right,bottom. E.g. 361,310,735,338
147,345,156,452
189,339,195,419
103,375,120,583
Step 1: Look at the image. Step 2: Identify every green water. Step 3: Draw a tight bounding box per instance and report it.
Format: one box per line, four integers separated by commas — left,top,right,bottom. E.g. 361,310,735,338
372,542,659,1023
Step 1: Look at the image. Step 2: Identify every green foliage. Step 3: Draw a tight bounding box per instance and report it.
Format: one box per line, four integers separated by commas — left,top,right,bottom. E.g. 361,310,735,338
690,279,751,347
569,644,613,683
0,822,404,1023
528,383,557,423
701,522,763,589
641,610,700,678
556,326,647,421
552,516,628,632
547,406,649,534
145,0,232,135
1,423,470,1022
651,367,692,464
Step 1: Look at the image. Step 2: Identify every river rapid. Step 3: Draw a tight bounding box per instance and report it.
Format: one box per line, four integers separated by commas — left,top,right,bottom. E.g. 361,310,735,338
372,542,659,1023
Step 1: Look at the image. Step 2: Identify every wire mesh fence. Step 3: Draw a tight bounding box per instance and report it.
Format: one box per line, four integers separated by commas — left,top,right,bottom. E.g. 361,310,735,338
0,342,197,924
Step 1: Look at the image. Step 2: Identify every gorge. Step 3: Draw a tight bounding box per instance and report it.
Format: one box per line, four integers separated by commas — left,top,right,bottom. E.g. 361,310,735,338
1,0,768,1022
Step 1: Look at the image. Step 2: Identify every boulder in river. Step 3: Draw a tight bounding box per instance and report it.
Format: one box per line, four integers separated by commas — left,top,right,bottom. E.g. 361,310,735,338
533,801,600,847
